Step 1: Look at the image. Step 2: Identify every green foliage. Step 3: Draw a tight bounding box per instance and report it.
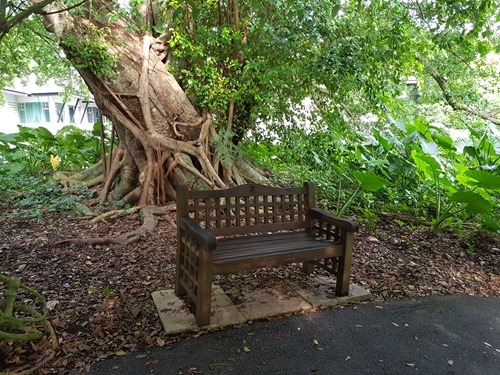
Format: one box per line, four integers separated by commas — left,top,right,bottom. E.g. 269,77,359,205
243,113,499,232
0,125,105,217
0,124,107,175
2,0,498,234
210,129,238,167
61,26,118,78
0,1,88,103
0,172,94,218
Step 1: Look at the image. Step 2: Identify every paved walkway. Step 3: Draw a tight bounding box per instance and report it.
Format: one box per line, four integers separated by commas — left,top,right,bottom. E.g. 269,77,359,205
91,295,499,374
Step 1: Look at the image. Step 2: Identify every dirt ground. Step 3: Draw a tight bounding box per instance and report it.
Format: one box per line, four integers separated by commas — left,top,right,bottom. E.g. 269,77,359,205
0,205,498,374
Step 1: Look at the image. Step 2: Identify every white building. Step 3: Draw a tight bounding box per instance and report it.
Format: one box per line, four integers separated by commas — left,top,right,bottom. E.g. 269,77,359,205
0,77,106,135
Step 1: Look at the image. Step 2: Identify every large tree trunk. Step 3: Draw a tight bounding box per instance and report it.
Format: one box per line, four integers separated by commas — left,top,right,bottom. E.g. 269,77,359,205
34,1,268,206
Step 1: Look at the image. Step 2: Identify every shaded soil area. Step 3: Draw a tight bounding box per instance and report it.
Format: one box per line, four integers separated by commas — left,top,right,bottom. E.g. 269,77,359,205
0,206,498,373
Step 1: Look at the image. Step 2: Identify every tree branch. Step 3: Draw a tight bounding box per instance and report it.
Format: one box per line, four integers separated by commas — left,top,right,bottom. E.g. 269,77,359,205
2,0,54,36
416,54,500,125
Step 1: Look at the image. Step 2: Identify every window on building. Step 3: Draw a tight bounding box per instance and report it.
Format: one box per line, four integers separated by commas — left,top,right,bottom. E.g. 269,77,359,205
87,107,100,123
18,103,27,123
56,103,65,122
17,102,50,124
68,105,75,122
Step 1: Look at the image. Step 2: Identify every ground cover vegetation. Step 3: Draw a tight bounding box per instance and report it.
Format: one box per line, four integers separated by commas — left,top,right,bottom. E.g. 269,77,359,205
0,0,499,373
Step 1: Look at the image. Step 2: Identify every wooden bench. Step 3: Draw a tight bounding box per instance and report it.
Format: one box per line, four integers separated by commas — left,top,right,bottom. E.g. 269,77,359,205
175,182,359,326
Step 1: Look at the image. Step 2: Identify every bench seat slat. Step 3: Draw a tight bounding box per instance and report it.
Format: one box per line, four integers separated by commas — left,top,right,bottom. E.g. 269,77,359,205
213,232,343,274
216,230,311,246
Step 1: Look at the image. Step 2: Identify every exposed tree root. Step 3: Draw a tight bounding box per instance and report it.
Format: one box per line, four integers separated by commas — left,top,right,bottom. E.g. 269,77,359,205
55,206,168,247
90,206,142,224
0,296,58,375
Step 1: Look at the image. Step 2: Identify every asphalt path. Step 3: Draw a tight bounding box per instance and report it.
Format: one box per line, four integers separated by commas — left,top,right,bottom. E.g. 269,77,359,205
90,295,499,375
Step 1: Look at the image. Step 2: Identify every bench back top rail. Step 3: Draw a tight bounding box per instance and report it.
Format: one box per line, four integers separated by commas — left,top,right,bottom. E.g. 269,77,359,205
177,182,316,236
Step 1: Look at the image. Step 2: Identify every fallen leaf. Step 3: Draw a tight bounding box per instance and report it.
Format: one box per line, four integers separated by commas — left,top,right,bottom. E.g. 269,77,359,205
47,300,59,310
484,342,492,348
157,337,165,347
392,323,399,327
115,350,126,356
136,354,147,359
193,330,208,338
131,307,141,317
345,356,351,362
313,339,319,345
405,363,415,367
243,346,251,353
355,325,363,328
112,366,120,370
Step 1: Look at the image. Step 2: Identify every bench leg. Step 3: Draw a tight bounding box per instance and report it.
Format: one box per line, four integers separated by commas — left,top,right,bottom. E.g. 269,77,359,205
303,261,315,274
336,231,354,296
174,276,187,296
195,282,212,327
195,250,214,327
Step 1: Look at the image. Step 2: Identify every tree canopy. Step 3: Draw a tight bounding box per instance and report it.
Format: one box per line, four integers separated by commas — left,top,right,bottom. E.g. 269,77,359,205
1,0,499,208
0,0,87,100
2,0,499,126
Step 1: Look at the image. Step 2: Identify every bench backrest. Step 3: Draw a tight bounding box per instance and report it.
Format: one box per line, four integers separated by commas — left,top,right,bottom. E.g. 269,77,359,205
177,182,316,236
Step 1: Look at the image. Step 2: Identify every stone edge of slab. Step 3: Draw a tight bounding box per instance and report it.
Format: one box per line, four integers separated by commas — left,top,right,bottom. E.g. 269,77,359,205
152,283,371,335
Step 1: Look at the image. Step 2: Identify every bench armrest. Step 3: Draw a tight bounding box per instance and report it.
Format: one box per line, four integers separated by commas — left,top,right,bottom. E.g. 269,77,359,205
179,217,218,250
308,208,359,232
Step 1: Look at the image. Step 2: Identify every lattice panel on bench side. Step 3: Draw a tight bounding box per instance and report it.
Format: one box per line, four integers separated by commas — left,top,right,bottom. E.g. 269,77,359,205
178,233,200,299
310,218,343,275
311,218,342,242
187,193,309,234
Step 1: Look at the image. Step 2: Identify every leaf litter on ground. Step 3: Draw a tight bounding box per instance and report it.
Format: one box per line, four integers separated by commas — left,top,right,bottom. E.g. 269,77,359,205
0,207,498,373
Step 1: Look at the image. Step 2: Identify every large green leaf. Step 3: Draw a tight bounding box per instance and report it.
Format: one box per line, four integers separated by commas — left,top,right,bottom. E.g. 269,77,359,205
433,134,455,152
449,191,493,215
464,170,500,190
373,129,392,151
11,150,27,160
35,127,55,141
353,171,389,192
0,133,18,144
418,135,439,155
9,162,25,173
411,149,441,178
